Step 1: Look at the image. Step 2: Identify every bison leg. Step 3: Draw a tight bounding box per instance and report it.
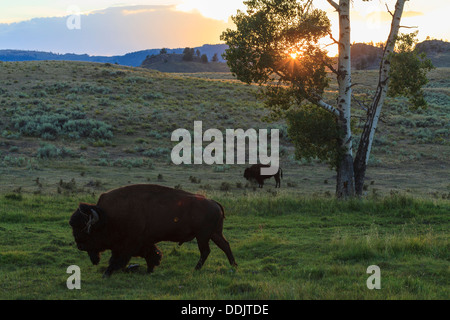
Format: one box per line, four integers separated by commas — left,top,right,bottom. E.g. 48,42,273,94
144,245,162,273
275,175,281,188
211,233,237,267
257,178,264,188
103,253,132,278
194,238,211,270
88,251,101,265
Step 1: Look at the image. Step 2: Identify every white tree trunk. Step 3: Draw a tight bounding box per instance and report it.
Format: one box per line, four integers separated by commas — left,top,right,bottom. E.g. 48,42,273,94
337,0,352,157
335,0,355,197
354,0,407,195
364,0,406,163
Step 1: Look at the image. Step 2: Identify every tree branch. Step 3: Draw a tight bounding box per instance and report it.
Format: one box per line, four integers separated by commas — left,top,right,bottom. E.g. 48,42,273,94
317,99,340,116
385,4,394,17
328,32,340,45
351,94,368,111
326,0,339,11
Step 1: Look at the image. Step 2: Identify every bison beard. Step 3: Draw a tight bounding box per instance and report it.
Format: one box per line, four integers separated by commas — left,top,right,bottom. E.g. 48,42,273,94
69,184,237,278
244,164,283,188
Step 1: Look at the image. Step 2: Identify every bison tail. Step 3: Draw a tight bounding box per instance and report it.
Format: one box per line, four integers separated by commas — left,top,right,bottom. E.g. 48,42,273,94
212,200,225,219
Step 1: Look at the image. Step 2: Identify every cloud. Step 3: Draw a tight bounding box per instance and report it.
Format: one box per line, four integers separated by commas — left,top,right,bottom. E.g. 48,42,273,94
365,11,392,23
121,8,157,15
363,10,424,23
0,5,233,56
403,11,424,18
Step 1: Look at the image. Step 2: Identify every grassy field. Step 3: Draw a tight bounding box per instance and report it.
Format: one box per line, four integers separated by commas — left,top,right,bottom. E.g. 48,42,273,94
0,193,448,299
0,62,448,197
0,61,449,299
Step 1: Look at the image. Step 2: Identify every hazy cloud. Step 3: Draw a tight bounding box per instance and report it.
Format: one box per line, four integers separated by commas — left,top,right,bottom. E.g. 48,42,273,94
0,5,232,56
403,11,424,18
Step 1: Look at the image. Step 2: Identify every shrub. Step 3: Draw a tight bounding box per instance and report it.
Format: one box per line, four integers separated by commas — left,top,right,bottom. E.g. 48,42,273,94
143,147,171,158
125,76,151,84
111,158,154,169
213,164,231,172
220,182,232,191
36,143,76,159
142,92,163,100
11,109,113,141
63,119,113,140
36,143,60,159
4,193,23,201
189,176,201,184
59,178,77,191
1,156,26,167
32,90,47,98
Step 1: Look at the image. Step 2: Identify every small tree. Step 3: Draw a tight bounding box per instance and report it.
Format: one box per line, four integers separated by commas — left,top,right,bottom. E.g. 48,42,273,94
212,53,219,62
183,47,195,61
159,48,167,55
201,54,209,63
196,49,201,57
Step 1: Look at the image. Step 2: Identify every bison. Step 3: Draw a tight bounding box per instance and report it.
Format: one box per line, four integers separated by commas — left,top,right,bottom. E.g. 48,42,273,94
69,184,237,277
244,164,283,188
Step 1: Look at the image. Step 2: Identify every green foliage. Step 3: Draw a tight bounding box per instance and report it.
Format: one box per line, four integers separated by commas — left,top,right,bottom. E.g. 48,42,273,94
221,0,331,104
1,155,26,167
286,104,341,168
63,119,113,140
99,158,154,169
142,147,171,158
142,92,163,100
221,0,335,165
182,47,195,61
388,31,435,109
36,143,60,159
11,108,113,141
36,143,76,159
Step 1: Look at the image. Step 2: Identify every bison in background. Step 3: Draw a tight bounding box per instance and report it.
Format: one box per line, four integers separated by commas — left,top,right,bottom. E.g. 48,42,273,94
244,164,283,188
69,184,237,278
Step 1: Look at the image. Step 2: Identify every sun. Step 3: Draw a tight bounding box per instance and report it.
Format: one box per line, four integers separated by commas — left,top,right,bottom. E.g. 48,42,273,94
290,52,299,59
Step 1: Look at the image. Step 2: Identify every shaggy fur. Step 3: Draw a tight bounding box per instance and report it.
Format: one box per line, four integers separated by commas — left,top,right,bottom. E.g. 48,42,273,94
69,184,237,277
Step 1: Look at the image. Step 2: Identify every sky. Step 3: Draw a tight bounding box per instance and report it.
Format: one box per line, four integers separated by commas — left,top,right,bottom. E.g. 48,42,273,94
0,0,448,56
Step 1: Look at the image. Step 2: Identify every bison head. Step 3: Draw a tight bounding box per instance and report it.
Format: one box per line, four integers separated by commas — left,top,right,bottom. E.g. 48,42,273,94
69,203,106,265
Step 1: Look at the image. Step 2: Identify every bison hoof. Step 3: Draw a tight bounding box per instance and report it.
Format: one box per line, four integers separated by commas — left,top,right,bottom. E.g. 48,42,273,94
194,264,203,271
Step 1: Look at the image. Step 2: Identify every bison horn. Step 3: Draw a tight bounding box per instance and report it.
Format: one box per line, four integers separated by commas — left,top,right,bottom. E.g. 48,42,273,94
90,209,99,223
86,209,100,234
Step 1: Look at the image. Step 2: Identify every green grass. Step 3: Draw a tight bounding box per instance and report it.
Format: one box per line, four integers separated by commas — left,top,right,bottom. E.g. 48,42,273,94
0,193,448,299
0,62,448,198
0,61,449,299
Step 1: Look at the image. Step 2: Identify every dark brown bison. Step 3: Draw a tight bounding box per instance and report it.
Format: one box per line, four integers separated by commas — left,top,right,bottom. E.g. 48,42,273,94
244,164,283,188
69,184,237,277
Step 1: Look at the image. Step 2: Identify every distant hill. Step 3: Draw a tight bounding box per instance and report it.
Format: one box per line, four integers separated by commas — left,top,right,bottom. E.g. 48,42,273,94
1,40,448,70
0,44,229,67
351,43,383,70
140,52,229,73
415,40,450,68
350,40,450,70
